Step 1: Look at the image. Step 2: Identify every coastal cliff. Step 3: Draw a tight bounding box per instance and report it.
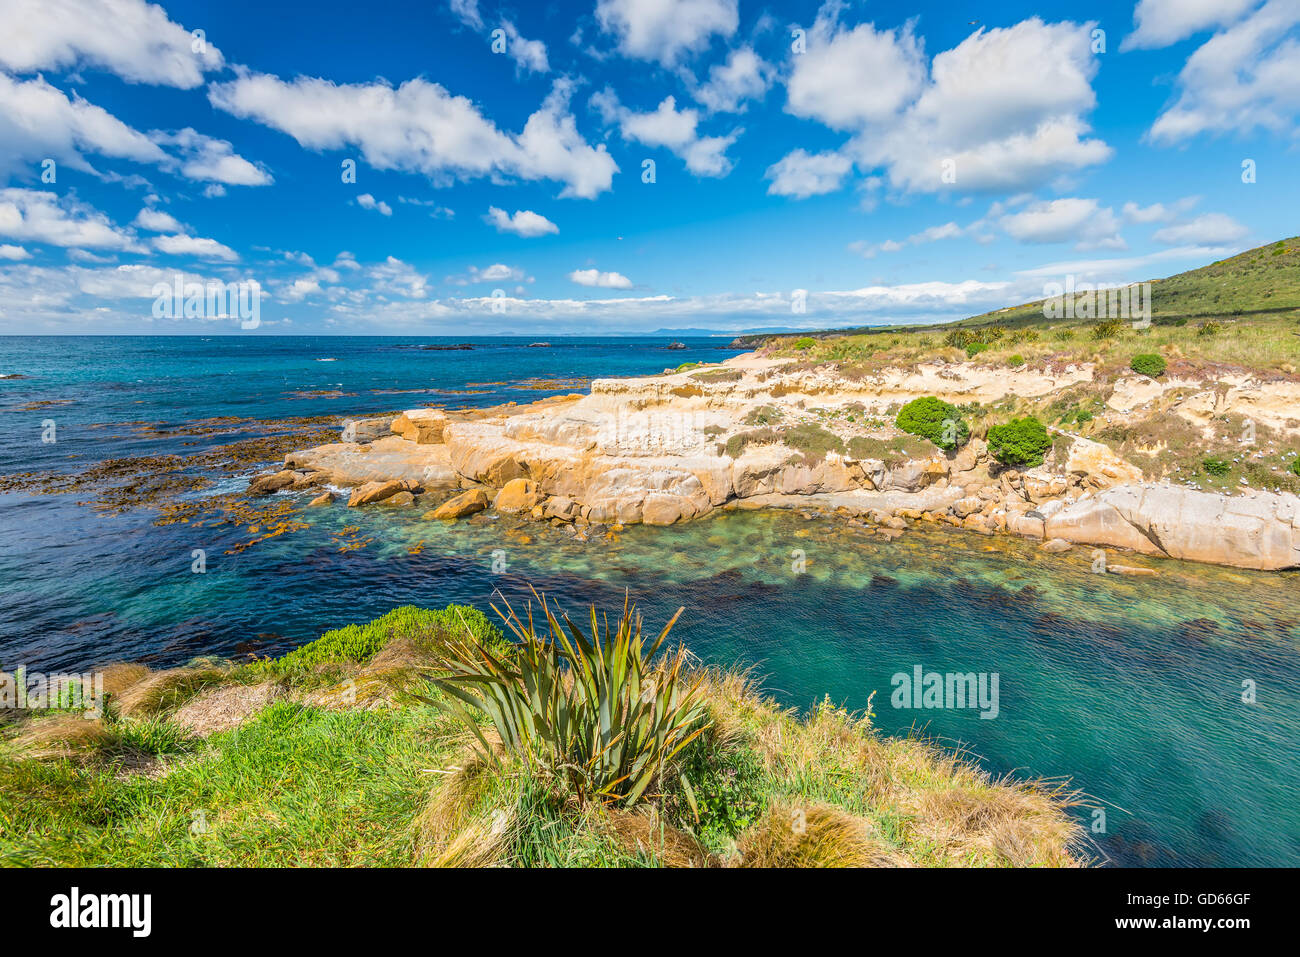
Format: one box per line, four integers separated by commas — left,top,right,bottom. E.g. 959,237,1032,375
265,352,1300,572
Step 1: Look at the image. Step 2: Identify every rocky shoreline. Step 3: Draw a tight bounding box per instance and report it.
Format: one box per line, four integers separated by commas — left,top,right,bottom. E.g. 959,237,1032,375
255,353,1300,572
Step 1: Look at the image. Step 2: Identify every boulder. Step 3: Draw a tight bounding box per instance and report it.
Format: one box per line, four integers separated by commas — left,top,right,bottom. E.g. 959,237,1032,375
951,496,984,519
391,409,449,445
1040,538,1072,553
248,470,296,496
543,496,581,522
641,493,695,526
307,491,335,507
341,417,393,444
381,490,415,506
494,478,545,513
347,480,407,507
431,489,490,520
1065,438,1144,488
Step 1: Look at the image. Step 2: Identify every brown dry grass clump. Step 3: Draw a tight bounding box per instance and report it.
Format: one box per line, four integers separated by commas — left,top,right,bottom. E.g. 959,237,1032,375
9,715,113,761
170,681,285,736
737,800,909,867
696,669,1090,867
113,666,227,717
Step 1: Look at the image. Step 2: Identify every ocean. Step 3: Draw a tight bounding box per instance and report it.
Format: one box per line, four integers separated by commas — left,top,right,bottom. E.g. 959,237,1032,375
1,334,1297,867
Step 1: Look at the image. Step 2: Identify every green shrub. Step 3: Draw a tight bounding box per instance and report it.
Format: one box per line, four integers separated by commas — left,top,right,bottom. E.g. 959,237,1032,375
966,342,989,358
1202,457,1231,476
420,592,710,807
895,396,969,450
1091,319,1125,340
944,326,1005,349
742,405,782,427
1130,353,1167,378
277,605,503,669
1007,354,1025,367
1291,457,1300,478
1198,321,1222,337
793,337,816,350
986,416,1051,468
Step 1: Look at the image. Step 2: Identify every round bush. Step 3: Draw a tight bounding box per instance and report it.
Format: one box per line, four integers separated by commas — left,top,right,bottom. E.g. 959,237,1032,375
986,416,1051,468
1202,457,1231,477
1130,353,1167,378
895,396,970,450
793,337,816,350
1289,456,1300,478
1007,354,1025,367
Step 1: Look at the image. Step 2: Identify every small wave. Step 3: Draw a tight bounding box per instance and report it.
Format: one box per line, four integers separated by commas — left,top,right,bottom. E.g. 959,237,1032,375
316,357,338,362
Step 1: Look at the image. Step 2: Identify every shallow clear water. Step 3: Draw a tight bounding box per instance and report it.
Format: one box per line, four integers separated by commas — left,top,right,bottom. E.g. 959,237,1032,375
2,335,1297,867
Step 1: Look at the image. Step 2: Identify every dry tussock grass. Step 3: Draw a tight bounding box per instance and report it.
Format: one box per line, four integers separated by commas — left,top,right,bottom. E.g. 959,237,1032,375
602,806,709,867
114,666,226,717
697,668,1088,867
170,681,284,736
414,731,516,868
738,800,908,868
10,715,112,761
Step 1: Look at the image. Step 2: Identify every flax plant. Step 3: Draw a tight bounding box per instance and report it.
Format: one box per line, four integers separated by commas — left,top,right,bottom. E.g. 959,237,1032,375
419,591,710,809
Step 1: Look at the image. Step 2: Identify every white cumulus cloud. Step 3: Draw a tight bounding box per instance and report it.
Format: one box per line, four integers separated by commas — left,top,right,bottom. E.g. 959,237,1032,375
596,0,738,66
0,0,224,87
486,207,558,237
765,149,851,198
209,73,616,199
1153,212,1249,245
569,268,633,289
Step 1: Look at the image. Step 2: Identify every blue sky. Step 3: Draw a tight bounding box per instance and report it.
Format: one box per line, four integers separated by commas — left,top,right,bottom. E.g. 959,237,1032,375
0,0,1296,334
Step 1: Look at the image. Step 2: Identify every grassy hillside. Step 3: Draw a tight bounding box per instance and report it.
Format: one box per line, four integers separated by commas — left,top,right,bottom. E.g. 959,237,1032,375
956,236,1300,330
0,600,1089,868
736,237,1300,344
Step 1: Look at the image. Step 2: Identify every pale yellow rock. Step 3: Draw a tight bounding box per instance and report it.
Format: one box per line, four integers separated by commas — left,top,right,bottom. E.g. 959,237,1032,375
278,352,1300,571
307,491,335,507
431,489,490,520
391,409,449,444
348,480,407,507
1065,438,1144,488
494,478,544,513
248,470,296,495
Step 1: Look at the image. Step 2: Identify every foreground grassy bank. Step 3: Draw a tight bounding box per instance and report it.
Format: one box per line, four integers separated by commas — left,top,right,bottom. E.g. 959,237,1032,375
1,600,1089,867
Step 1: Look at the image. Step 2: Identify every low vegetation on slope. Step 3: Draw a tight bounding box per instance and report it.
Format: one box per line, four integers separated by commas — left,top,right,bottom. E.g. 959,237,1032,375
0,598,1089,868
752,237,1300,495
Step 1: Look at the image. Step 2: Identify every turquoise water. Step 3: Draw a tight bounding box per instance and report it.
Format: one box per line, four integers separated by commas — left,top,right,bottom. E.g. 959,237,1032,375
2,335,1297,867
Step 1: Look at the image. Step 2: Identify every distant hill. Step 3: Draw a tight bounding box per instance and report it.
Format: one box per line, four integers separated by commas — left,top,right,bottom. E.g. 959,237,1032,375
731,237,1300,346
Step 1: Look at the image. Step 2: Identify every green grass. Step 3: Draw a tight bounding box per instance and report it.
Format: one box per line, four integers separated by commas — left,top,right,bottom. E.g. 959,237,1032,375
0,603,1090,868
758,237,1300,377
270,604,502,671
0,702,457,866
